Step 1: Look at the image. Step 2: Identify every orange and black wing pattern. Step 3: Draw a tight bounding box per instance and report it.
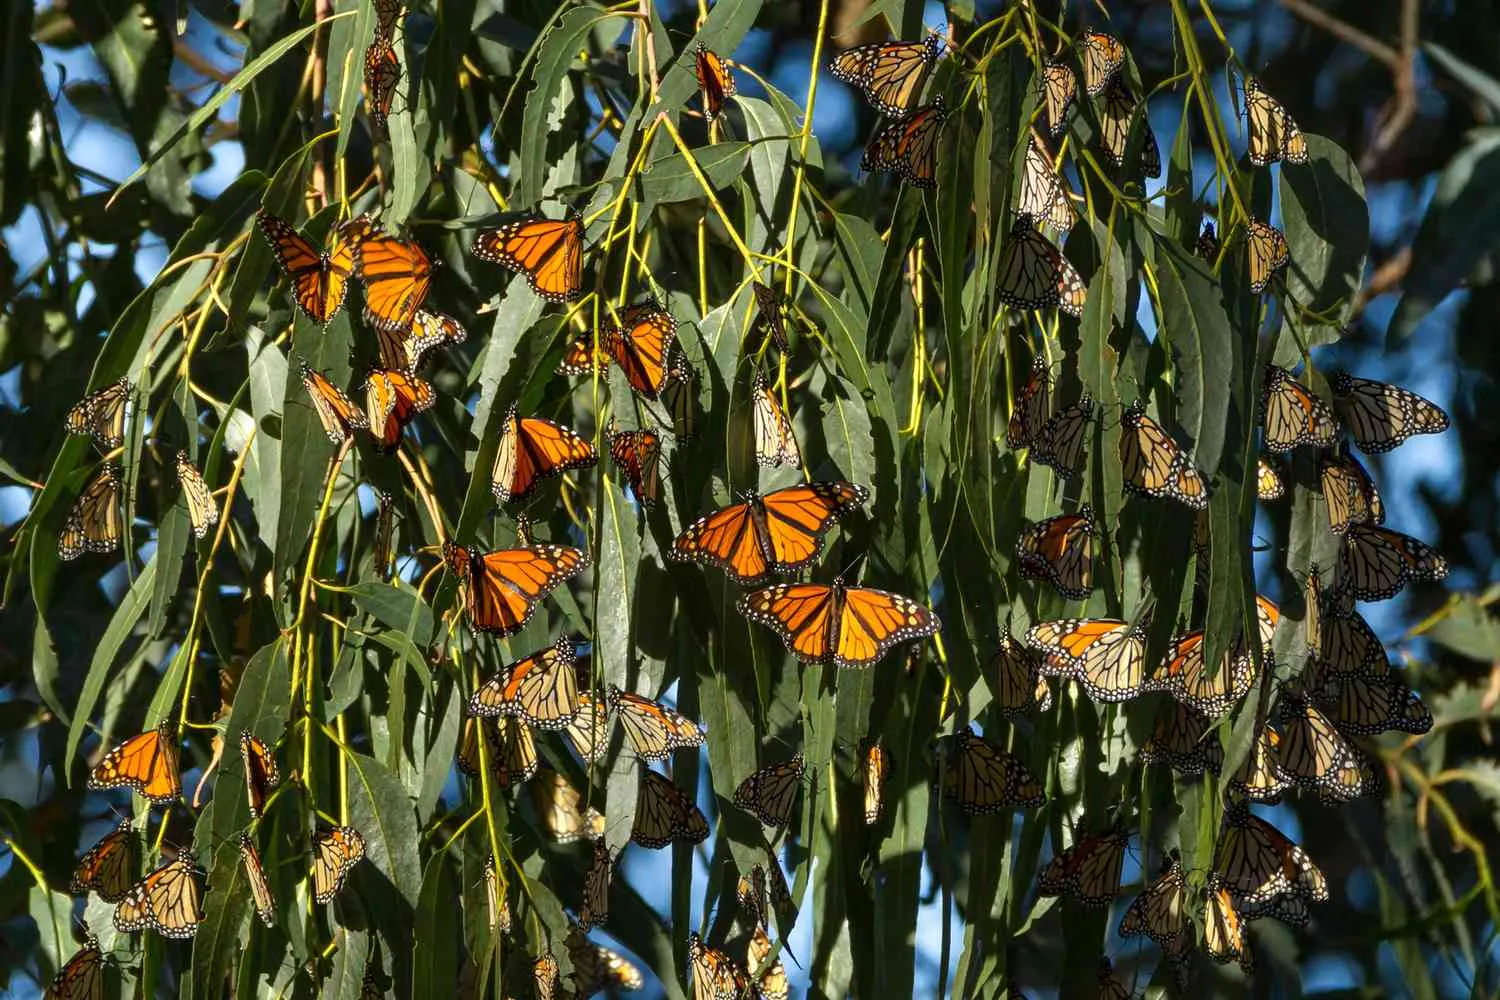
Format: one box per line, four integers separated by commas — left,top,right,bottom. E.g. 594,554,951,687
671,482,869,585
444,541,590,636
472,217,583,302
299,359,369,445
240,730,280,819
694,42,737,119
356,233,433,331
601,302,678,397
362,368,435,453
70,818,137,902
608,428,662,507
257,212,361,324
738,580,940,669
88,721,181,804
861,98,945,188
490,406,597,503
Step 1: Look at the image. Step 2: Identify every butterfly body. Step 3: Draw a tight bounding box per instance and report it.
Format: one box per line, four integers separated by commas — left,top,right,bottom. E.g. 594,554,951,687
443,541,589,636
491,407,597,503
830,36,941,117
473,216,584,301
738,579,939,669
671,482,868,584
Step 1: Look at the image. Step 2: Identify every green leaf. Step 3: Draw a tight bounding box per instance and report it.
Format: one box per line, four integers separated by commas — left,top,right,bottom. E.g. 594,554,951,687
63,557,157,770
514,8,613,209
346,749,425,970
1279,134,1369,347
1153,239,1233,476
413,853,461,996
635,142,750,211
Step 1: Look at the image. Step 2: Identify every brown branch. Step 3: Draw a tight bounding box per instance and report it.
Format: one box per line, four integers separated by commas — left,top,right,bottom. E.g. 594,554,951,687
172,40,232,85
1350,245,1411,321
1277,0,1400,68
309,0,335,208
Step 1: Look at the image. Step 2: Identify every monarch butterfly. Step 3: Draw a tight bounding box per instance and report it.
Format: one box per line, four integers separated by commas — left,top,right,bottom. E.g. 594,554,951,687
751,372,801,468
65,377,130,450
490,406,597,503
939,728,1046,814
1262,364,1338,453
472,216,584,302
1302,564,1328,662
1006,356,1052,450
71,818,137,902
608,688,705,761
1078,29,1126,96
861,98,945,188
1329,371,1450,454
655,364,696,442
240,730,279,819
114,851,204,939
311,826,366,903
1203,874,1252,971
567,927,645,994
174,451,218,539
469,636,580,729
1032,394,1093,476
1246,219,1288,294
257,212,366,324
1019,136,1077,233
1319,591,1387,680
59,463,122,561
1143,629,1255,717
1340,524,1448,601
988,628,1053,717
1017,504,1095,600
863,740,891,825
298,359,369,445
1228,725,1293,802
482,853,511,931
1118,858,1189,954
996,215,1066,312
738,579,941,669
1026,617,1148,703
529,767,606,843
44,935,103,1000
1139,700,1223,775
829,36,941,117
356,233,433,331
1120,400,1210,509
733,753,805,827
737,866,770,925
578,839,614,931
458,716,538,789
1244,77,1308,166
372,0,401,36
632,769,710,849
1096,78,1161,178
563,691,609,763
610,302,680,396
1095,959,1131,1000
1277,692,1372,802
534,953,560,1000
1256,456,1285,501
1037,824,1128,906
689,932,749,1000
372,489,398,582
751,280,792,353
1215,802,1327,917
1196,220,1220,262
1319,444,1384,535
1039,62,1077,137
237,834,276,927
694,42,736,119
362,368,434,453
670,482,869,585
609,428,662,508
443,540,589,636
377,307,466,371
749,924,790,1000
1313,671,1432,736
88,721,180,804
364,34,401,131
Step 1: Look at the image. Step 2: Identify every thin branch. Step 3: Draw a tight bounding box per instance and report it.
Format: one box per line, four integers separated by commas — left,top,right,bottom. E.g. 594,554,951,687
1277,0,1400,68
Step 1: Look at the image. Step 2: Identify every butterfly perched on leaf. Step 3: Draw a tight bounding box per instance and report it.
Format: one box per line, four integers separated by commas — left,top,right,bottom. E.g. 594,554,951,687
863,740,891,825
482,854,511,931
1006,355,1052,450
175,451,217,539
1029,616,1149,703
1018,136,1076,233
567,925,645,994
1032,393,1093,476
473,215,584,302
490,406,597,503
311,826,365,903
364,33,401,131
240,730,279,819
1077,29,1126,96
1244,77,1308,166
687,932,748,1000
1118,857,1193,965
1256,456,1286,501
752,280,791,353
257,212,370,325
938,728,1046,814
377,307,466,371
1330,371,1450,454
733,753,805,827
1312,670,1432,736
751,371,801,468
592,301,679,397
1340,524,1447,601
632,770,710,849
469,635,580,730
861,97,945,188
114,851,204,939
988,628,1053,717
298,359,369,445
529,767,605,844
1214,801,1327,919
738,579,940,669
563,691,609,764
1037,824,1128,906
1277,692,1374,803
748,924,790,1000
1120,399,1209,509
608,687,705,761
1143,628,1256,717
663,362,698,441
45,935,104,1000
356,231,433,331
1228,724,1293,802
1139,699,1223,775
238,835,276,927
1262,364,1337,452
1096,79,1161,178
443,540,589,636
362,368,435,453
59,463,122,561
1319,443,1384,534
671,481,869,585
997,215,1085,316
1017,504,1094,600
534,953,560,1000
578,839,614,931
88,721,180,804
65,377,130,451
1203,874,1253,970
608,428,662,508
829,35,941,117
70,818,137,902
1038,61,1077,137
1246,218,1288,294
694,42,737,120
459,715,538,789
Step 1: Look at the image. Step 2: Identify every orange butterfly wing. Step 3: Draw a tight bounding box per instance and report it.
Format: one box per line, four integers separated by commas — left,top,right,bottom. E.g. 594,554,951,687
834,585,942,668
364,35,401,130
671,501,769,583
88,723,181,803
491,408,598,503
739,583,836,662
362,368,435,453
603,304,677,397
694,43,736,119
299,360,369,444
356,235,433,330
758,482,870,569
472,218,583,302
258,212,355,324
608,428,662,507
445,542,589,636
